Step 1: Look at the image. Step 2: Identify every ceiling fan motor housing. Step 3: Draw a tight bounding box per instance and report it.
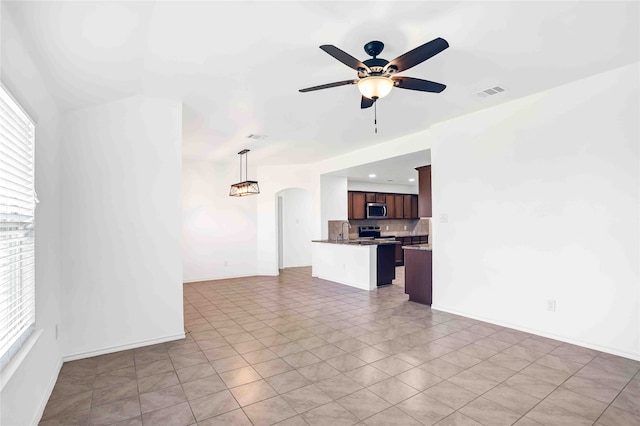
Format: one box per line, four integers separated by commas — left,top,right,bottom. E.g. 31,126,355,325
364,40,385,57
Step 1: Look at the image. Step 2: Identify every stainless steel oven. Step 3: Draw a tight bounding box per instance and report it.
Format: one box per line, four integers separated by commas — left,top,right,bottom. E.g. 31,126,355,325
366,203,388,218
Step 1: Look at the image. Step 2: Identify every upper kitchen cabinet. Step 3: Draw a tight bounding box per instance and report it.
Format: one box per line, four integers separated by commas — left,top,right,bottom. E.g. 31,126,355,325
350,192,366,219
403,194,418,219
416,165,432,218
347,191,418,220
394,194,404,219
385,194,396,218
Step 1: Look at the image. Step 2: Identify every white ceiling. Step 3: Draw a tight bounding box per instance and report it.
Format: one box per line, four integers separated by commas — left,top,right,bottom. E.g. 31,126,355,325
3,1,638,169
328,150,430,185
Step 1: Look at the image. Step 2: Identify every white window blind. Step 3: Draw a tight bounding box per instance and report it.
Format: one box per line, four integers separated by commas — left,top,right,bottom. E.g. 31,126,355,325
0,85,36,370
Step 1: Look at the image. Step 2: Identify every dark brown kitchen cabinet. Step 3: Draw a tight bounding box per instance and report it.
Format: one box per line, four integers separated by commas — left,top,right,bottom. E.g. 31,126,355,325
404,248,432,305
403,195,418,219
411,195,418,218
386,194,396,218
412,235,428,244
377,244,396,286
347,191,419,220
394,195,404,219
416,165,432,218
394,239,403,265
352,192,366,219
403,195,411,218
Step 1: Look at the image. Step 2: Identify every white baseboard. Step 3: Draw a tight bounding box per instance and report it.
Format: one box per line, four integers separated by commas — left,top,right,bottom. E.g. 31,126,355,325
183,273,259,283
31,356,63,426
63,333,186,362
431,304,640,362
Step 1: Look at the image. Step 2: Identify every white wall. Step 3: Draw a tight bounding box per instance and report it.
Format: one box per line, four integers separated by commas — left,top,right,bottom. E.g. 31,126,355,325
183,159,258,281
347,181,418,194
61,96,184,359
431,63,639,359
279,188,312,268
320,175,347,239
0,9,64,425
256,165,319,276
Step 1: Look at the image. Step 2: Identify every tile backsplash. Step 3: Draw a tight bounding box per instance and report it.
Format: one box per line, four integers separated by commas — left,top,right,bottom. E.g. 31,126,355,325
328,218,431,240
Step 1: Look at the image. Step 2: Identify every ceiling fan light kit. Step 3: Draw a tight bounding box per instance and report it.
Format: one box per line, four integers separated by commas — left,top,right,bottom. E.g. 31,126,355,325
229,149,260,197
358,76,394,100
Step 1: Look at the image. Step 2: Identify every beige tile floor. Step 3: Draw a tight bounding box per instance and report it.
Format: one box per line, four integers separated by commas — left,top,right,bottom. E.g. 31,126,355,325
41,267,639,425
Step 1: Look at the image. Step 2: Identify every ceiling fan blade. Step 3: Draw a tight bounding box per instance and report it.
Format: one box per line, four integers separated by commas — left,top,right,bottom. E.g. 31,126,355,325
385,37,449,73
299,79,358,93
320,45,371,72
361,96,375,109
392,76,446,93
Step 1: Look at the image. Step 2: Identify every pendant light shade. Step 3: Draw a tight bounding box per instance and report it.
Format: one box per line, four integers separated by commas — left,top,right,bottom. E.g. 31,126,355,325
230,149,260,197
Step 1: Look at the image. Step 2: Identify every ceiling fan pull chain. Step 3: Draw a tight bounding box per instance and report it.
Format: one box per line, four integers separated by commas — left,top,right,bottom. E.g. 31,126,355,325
374,101,378,134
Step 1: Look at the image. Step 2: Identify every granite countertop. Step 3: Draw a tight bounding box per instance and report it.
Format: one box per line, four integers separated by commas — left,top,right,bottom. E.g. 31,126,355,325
312,239,400,246
402,243,432,251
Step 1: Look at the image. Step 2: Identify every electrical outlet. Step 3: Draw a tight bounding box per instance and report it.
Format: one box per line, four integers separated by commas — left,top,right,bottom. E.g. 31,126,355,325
404,225,407,230
546,299,556,312
440,214,449,223
386,226,389,231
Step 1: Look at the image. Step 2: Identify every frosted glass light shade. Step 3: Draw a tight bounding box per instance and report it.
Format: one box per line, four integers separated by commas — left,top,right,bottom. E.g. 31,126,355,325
357,76,394,100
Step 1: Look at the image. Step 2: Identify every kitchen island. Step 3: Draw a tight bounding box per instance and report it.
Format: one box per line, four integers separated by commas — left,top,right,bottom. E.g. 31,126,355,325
311,239,398,291
402,244,432,305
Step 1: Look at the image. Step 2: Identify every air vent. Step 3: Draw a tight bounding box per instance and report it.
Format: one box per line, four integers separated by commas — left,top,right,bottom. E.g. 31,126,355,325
476,86,506,98
246,134,267,140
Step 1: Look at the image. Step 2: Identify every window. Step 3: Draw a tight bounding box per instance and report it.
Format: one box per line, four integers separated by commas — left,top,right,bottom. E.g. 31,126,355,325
0,85,36,370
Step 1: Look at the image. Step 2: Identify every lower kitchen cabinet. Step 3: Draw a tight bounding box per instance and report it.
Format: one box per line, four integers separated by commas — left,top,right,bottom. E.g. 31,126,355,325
403,248,432,305
394,236,428,266
377,244,396,286
394,239,403,266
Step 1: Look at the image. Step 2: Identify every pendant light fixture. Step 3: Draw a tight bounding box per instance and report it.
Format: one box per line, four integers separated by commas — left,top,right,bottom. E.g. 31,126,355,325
229,149,260,197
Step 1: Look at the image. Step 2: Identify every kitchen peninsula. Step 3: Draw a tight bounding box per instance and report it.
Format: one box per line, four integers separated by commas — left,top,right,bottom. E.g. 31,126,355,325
311,239,398,290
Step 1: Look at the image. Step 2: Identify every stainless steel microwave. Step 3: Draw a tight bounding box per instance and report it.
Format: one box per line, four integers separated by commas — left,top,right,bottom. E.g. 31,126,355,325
366,203,388,218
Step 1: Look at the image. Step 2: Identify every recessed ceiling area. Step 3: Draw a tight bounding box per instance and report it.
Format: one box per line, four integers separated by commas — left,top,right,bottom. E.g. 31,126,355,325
3,1,638,166
327,150,430,185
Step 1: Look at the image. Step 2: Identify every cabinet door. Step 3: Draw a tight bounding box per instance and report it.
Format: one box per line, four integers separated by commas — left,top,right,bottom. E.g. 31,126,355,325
411,195,418,219
395,239,403,266
347,192,353,220
394,195,404,219
365,193,376,203
416,165,432,218
403,195,412,218
352,192,366,219
375,193,386,203
386,194,396,218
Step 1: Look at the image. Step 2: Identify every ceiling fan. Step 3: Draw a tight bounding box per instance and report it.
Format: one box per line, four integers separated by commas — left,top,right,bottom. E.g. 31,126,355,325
299,38,449,109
